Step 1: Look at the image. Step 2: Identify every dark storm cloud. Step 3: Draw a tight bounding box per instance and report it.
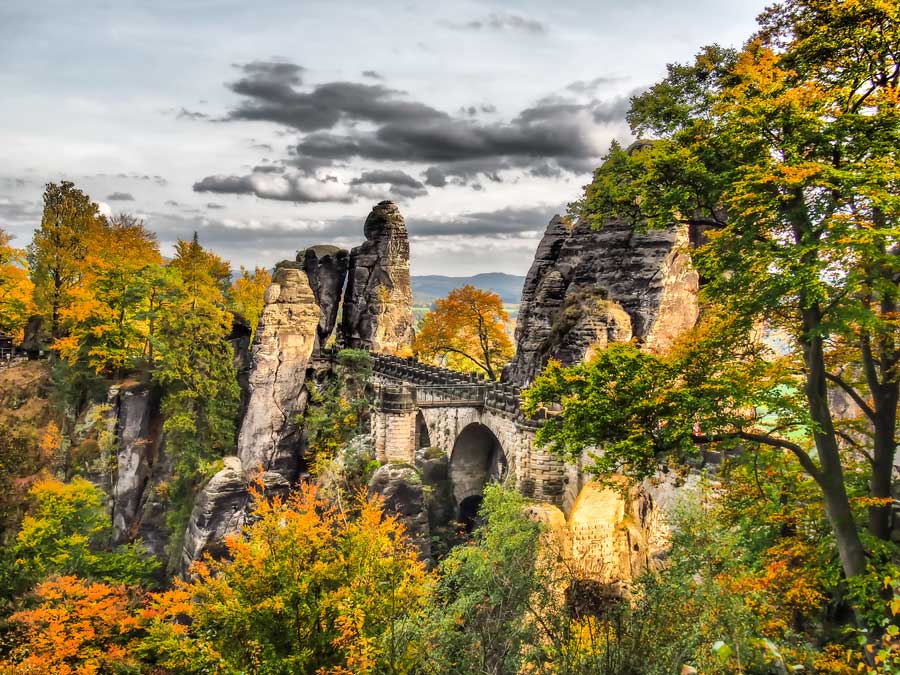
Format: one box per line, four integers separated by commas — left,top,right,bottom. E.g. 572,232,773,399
252,164,285,173
349,169,427,199
351,170,424,189
226,61,447,132
199,62,629,197
193,172,352,203
441,13,546,34
107,191,135,201
361,70,383,79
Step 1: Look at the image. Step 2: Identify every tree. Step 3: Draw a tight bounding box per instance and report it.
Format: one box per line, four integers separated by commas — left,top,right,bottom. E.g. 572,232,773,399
562,0,900,582
0,229,34,341
302,349,373,472
1,477,157,598
152,235,239,568
418,484,544,675
229,265,271,339
140,484,431,675
414,285,513,380
27,182,106,340
53,212,162,376
0,576,141,675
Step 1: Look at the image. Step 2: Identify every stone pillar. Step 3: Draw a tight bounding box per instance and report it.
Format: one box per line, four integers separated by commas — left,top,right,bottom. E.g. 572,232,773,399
374,387,417,462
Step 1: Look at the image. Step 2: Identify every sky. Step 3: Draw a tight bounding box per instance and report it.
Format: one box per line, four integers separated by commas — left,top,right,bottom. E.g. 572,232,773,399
0,0,769,276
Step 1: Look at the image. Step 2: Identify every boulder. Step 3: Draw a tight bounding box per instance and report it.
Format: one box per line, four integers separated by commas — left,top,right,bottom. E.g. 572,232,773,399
340,201,415,354
180,456,291,573
298,245,350,351
237,261,321,479
504,215,699,386
368,462,430,559
416,446,455,530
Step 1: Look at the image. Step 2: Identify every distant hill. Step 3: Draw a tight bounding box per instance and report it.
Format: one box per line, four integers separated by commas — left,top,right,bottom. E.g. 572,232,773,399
411,273,525,307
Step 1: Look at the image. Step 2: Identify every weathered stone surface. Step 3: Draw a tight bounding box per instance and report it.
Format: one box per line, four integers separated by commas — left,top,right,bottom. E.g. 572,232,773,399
341,201,415,354
416,446,455,530
368,462,430,559
181,456,291,572
237,262,320,479
19,315,46,357
227,313,253,419
111,384,155,543
504,215,699,386
298,244,350,351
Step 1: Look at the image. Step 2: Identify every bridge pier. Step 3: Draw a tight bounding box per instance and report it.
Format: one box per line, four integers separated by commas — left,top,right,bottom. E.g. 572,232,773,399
373,385,417,462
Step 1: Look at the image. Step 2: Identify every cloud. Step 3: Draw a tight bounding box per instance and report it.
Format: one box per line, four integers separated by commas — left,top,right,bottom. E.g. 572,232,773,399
177,107,209,120
441,13,546,34
565,76,627,94
361,70,383,79
193,172,352,203
350,169,427,199
206,202,225,209
226,62,446,132
164,199,180,207
197,62,630,195
251,164,285,173
107,191,135,201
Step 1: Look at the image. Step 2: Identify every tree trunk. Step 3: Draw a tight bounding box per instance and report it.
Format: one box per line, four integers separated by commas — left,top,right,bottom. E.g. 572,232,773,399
870,387,897,540
803,307,868,578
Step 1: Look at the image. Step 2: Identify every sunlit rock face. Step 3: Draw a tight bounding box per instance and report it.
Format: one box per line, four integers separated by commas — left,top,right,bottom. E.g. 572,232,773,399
504,215,699,387
527,478,672,597
341,201,415,355
237,261,321,479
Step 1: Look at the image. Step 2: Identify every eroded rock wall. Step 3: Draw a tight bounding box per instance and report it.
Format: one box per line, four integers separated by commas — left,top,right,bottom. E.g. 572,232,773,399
237,261,321,479
341,201,415,354
505,216,699,387
299,245,349,352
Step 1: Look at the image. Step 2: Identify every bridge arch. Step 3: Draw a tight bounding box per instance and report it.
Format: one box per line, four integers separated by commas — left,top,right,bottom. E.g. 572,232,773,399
450,422,507,529
415,410,431,450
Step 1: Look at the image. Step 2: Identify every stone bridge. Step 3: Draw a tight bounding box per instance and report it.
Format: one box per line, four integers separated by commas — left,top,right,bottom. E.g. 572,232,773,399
367,353,568,519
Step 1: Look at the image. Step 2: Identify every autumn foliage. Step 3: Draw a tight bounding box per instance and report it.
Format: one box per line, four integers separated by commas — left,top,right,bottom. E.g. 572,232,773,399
414,284,513,380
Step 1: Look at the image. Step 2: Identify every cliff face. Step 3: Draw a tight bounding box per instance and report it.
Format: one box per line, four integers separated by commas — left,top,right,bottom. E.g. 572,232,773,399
237,262,321,479
299,245,349,352
504,216,699,386
341,201,415,354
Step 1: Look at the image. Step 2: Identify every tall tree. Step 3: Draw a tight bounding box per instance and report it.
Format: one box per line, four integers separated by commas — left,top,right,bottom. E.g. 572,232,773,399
556,0,900,582
152,234,239,566
414,285,513,380
0,228,34,340
54,212,162,376
27,182,106,340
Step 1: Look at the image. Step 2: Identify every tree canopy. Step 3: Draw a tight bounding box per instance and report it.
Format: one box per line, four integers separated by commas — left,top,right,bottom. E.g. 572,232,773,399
414,284,513,380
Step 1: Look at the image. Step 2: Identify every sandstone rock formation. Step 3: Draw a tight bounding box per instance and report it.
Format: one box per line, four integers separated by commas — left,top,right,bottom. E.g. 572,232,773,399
368,462,431,559
341,201,415,354
505,216,699,386
226,313,253,418
237,261,321,479
180,457,290,571
298,245,349,351
111,384,155,543
526,479,670,597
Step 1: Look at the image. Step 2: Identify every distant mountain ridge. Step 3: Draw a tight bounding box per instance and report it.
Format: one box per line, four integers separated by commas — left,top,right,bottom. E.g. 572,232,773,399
411,272,525,306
